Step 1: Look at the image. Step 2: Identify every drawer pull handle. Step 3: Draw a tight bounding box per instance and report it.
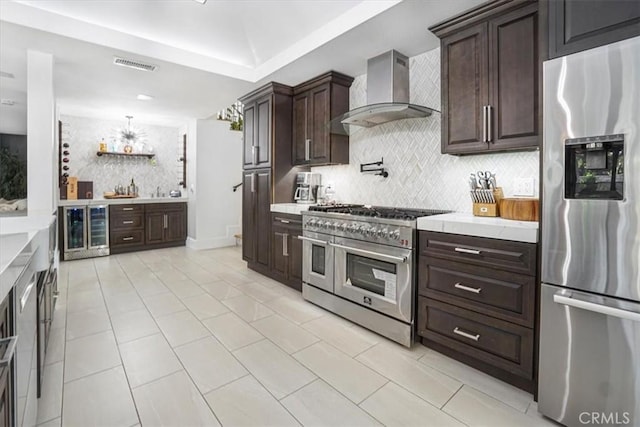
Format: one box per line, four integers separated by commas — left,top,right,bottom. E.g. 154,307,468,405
454,283,482,294
453,327,480,341
279,219,290,224
122,220,134,224
122,237,134,241
122,207,134,211
454,247,481,255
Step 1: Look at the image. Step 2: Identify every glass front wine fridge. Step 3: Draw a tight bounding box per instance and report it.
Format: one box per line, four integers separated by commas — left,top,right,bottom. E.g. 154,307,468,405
63,205,110,260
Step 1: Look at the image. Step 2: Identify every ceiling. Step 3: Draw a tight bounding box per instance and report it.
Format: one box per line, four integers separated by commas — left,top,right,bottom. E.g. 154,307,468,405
0,0,484,129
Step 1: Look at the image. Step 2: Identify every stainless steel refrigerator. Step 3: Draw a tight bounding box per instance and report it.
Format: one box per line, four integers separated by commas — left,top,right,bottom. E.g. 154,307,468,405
539,36,640,426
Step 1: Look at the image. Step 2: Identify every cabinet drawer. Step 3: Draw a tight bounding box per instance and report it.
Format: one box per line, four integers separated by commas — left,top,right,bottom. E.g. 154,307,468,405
419,257,535,327
145,202,186,212
419,231,536,275
110,204,144,215
110,230,144,246
418,297,533,379
271,213,302,228
110,214,144,231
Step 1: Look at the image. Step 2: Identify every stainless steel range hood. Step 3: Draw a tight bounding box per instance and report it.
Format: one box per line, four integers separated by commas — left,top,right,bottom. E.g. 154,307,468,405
330,50,438,136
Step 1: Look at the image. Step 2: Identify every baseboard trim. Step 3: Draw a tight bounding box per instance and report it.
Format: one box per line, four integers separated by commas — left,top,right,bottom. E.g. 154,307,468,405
186,236,236,250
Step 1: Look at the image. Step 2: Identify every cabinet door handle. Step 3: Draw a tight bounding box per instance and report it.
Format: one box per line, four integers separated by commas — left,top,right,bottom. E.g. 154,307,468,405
482,105,487,142
305,139,311,161
122,207,134,211
453,327,480,341
283,233,289,257
454,283,482,294
164,214,168,229
487,105,493,142
251,145,257,165
122,220,134,225
250,173,256,193
454,247,481,255
122,236,134,241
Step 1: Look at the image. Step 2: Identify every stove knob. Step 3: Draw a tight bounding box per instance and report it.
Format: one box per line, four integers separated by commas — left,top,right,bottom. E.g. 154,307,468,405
378,228,389,238
347,224,358,233
357,225,367,235
338,223,348,232
329,222,338,230
390,229,400,240
367,227,377,237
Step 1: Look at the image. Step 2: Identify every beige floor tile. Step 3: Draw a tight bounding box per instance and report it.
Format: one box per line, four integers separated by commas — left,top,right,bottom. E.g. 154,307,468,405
142,292,187,317
130,276,169,297
133,371,220,426
65,307,111,340
36,417,61,427
119,333,182,388
293,342,387,404
99,278,136,297
222,294,274,322
183,267,220,285
205,375,299,427
443,385,545,427
233,339,316,399
163,278,206,298
251,315,319,354
217,270,253,286
62,366,138,427
64,330,121,383
66,288,105,313
111,309,160,344
45,327,65,365
200,280,243,300
302,315,378,357
152,265,189,282
264,296,326,324
36,362,64,424
174,336,247,393
181,293,229,320
155,310,210,347
49,302,67,331
202,312,264,351
234,281,283,303
282,379,381,426
375,339,430,360
356,344,462,408
361,382,465,427
419,347,533,412
525,402,559,425
103,289,146,316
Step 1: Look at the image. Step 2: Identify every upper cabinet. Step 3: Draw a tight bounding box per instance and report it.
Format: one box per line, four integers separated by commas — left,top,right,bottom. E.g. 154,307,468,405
432,1,540,155
292,71,353,166
240,83,292,170
547,0,640,59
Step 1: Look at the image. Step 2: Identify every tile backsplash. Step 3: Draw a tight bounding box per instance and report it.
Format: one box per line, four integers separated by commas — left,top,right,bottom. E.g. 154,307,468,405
312,48,540,212
60,115,183,198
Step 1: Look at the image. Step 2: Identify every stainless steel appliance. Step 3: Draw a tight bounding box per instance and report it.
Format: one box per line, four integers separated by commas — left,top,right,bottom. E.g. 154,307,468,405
294,172,321,204
63,205,109,260
539,36,640,426
301,205,449,346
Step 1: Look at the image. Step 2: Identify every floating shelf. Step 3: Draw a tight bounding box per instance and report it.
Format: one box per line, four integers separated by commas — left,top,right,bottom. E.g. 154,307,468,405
96,151,155,159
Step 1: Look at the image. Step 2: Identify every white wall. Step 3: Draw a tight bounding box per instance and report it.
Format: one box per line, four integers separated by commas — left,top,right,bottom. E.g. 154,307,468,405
187,118,242,249
312,48,540,212
27,50,55,216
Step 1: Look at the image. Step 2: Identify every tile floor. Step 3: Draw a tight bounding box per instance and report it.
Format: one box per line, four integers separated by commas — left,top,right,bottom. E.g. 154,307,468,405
37,245,558,426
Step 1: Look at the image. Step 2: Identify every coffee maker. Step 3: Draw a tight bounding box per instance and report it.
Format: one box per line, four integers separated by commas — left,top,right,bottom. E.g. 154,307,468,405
294,172,321,204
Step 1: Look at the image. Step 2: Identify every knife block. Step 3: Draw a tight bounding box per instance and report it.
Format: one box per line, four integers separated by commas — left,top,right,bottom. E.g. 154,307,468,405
472,187,503,217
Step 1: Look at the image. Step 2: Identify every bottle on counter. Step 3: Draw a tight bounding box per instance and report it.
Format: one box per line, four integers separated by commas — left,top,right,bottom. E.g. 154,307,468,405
99,138,107,152
130,178,137,197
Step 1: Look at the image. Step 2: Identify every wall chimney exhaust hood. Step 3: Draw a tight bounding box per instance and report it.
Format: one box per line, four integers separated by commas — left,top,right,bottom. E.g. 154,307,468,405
330,50,438,136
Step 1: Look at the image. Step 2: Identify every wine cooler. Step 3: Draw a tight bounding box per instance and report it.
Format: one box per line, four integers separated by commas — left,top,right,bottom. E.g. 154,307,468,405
63,205,110,260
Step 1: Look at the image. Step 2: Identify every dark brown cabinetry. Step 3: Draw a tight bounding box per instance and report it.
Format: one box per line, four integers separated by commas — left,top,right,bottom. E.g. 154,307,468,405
548,0,640,59
417,231,538,392
270,213,303,291
292,72,353,166
242,94,272,169
109,202,187,254
242,170,272,271
432,1,540,154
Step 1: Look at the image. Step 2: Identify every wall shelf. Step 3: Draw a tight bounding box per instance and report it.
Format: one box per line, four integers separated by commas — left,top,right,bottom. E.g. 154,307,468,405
96,151,155,159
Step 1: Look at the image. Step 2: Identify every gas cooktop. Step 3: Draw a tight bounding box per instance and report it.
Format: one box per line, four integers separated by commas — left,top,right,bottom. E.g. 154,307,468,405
309,205,450,220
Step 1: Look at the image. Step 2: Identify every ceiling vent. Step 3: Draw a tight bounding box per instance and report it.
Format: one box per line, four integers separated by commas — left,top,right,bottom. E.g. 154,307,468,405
113,57,157,72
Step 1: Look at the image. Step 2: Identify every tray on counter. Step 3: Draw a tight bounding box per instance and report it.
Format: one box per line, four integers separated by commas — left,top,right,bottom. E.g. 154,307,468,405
103,194,138,199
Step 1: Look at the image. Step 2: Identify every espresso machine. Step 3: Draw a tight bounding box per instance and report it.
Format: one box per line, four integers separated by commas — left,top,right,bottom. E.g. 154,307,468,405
294,172,321,204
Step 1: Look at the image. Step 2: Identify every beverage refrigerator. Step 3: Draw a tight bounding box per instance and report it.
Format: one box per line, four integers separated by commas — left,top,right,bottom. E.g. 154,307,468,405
62,205,109,260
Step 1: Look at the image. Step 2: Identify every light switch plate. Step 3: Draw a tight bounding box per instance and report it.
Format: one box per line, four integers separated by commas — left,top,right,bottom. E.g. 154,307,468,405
514,178,536,197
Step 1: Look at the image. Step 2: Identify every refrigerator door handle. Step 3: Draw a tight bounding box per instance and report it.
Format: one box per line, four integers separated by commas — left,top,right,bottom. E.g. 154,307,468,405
553,292,640,322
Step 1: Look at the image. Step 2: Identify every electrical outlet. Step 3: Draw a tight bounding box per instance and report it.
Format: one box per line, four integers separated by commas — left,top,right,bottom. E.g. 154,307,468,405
514,178,536,197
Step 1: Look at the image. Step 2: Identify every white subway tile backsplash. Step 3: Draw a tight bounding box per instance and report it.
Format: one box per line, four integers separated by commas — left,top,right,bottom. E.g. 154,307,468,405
312,49,540,212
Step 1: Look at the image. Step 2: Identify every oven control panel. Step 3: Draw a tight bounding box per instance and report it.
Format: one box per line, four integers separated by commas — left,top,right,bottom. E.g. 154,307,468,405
303,216,414,248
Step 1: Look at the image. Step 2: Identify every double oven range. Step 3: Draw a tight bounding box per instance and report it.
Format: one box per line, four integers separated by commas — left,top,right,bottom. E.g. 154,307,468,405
300,205,448,346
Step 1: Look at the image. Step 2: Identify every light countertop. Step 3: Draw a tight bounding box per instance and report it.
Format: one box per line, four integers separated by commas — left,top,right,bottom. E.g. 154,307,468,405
0,231,37,303
59,196,188,207
270,203,315,215
417,212,539,243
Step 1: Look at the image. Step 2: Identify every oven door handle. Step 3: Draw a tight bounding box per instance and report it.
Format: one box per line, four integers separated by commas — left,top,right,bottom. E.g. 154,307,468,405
329,242,408,263
297,236,328,246
0,336,18,367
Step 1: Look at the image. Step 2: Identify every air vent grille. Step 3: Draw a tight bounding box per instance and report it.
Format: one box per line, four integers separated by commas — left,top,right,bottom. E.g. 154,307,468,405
113,57,157,72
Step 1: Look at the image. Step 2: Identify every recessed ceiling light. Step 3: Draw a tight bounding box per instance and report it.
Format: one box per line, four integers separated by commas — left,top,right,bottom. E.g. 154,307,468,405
1,99,16,106
137,94,154,101
192,0,207,4
0,71,15,79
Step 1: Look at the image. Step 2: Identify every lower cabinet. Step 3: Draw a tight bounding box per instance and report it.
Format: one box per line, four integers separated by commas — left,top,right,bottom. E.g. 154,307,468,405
110,202,187,254
417,231,538,393
270,213,303,291
0,293,13,427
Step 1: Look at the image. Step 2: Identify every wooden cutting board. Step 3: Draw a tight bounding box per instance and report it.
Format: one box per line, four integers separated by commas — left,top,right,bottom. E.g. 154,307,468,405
499,198,539,221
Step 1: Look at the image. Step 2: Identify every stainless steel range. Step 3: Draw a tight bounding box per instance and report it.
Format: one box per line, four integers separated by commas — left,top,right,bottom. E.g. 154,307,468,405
300,205,449,346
